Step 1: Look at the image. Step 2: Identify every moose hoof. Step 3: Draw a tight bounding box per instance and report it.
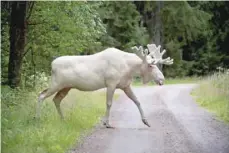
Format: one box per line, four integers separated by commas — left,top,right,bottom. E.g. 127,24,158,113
106,124,115,129
142,119,151,127
103,122,114,128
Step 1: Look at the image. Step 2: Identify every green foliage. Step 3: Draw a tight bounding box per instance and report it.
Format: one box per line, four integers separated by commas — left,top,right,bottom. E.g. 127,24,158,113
134,1,217,77
183,1,229,75
1,84,107,153
163,40,189,77
162,1,212,43
1,4,10,82
99,1,149,50
6,1,106,88
161,1,213,76
2,1,229,87
192,69,229,123
29,1,105,53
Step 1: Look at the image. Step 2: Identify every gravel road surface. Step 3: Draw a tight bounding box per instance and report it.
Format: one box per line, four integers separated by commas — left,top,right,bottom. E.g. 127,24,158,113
71,84,229,153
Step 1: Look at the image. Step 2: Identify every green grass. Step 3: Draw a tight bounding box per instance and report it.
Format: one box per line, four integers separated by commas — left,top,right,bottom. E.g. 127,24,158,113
1,86,118,153
132,76,200,86
192,71,229,123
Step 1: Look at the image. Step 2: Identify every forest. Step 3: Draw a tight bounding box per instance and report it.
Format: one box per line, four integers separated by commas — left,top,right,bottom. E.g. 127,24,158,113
1,1,229,153
1,1,229,88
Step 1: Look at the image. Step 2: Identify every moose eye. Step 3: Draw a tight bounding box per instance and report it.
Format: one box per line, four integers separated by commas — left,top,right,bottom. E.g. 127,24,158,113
148,64,154,68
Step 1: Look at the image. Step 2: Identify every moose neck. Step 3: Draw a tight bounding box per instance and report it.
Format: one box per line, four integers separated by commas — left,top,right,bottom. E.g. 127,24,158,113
128,54,145,78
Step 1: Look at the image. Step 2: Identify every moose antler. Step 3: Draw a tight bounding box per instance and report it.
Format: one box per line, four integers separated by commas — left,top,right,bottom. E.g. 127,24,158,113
147,44,174,65
131,46,156,64
131,46,148,58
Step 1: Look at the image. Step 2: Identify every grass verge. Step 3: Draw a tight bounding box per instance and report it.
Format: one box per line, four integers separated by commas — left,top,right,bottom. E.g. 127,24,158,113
191,71,229,123
1,86,117,153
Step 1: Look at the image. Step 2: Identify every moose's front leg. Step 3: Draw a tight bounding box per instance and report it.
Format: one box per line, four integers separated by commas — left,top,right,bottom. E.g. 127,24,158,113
103,86,116,128
123,86,150,127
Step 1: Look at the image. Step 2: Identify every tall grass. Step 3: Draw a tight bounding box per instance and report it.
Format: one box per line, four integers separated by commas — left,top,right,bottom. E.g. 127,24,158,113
1,85,108,153
192,70,229,123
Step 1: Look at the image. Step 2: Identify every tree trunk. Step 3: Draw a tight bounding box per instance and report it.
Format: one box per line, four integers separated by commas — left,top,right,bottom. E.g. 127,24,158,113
8,2,28,88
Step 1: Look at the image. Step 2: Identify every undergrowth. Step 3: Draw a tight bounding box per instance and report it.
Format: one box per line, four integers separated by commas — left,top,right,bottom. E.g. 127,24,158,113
192,69,229,123
1,85,108,153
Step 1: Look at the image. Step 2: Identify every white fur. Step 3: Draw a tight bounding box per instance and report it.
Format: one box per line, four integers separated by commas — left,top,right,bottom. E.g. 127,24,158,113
36,45,173,128
50,47,164,91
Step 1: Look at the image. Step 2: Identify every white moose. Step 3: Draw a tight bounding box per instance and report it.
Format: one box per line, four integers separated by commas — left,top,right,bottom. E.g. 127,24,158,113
36,44,173,128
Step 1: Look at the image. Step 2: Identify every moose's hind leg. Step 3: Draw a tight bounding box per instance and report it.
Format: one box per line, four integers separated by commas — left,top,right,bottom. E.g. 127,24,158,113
53,88,71,119
36,88,57,119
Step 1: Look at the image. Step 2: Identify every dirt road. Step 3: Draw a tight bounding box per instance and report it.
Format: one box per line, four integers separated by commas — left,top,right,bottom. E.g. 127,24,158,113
71,84,229,153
